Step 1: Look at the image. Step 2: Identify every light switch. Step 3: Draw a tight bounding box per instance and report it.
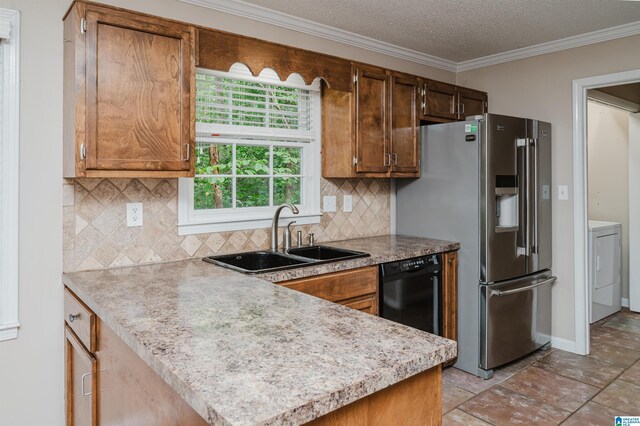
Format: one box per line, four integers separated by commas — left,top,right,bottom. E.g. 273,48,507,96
343,195,353,212
323,196,336,212
558,185,569,200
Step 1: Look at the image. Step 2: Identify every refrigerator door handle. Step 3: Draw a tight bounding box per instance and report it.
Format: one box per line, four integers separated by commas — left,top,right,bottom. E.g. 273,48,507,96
531,138,539,254
491,276,556,296
516,138,529,256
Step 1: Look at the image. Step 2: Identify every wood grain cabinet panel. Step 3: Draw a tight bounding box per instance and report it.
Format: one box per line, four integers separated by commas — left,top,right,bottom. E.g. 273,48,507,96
422,79,458,121
390,73,420,175
64,288,97,352
64,2,195,178
65,326,97,426
457,86,488,119
278,266,379,315
323,65,421,178
442,250,459,366
354,64,389,174
421,80,488,122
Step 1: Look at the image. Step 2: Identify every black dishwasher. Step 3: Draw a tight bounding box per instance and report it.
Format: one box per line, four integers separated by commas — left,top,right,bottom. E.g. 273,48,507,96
380,255,442,335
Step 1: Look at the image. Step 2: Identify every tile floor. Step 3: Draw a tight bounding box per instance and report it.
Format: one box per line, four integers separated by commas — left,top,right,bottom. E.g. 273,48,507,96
442,309,640,425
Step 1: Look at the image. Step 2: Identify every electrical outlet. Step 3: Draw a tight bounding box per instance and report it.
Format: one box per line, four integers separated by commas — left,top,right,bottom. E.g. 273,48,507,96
343,195,353,212
323,196,336,212
558,185,569,201
127,202,143,227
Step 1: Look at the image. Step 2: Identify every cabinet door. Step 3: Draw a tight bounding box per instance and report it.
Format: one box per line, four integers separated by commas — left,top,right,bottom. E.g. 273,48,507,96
423,80,457,120
442,251,458,365
66,327,97,426
84,7,194,174
457,87,487,119
354,64,389,173
390,73,420,175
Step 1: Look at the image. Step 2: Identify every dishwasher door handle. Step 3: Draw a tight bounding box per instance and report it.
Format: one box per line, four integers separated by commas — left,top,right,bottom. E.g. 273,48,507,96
490,276,556,296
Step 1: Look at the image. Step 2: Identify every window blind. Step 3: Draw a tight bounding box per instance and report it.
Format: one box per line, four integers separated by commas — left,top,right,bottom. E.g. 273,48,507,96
195,67,316,141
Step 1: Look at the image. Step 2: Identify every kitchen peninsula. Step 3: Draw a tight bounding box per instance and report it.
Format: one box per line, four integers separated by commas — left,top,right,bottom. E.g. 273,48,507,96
62,236,458,425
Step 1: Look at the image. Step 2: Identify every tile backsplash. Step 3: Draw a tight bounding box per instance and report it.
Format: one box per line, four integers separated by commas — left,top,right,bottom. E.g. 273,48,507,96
63,178,390,272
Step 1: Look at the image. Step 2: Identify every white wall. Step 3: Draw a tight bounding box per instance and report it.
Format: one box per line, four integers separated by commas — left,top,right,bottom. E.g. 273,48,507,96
0,1,453,424
0,1,66,424
457,35,640,343
587,101,629,299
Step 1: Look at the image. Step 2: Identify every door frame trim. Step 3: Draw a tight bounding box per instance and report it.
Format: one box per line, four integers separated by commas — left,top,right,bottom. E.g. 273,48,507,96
572,68,640,355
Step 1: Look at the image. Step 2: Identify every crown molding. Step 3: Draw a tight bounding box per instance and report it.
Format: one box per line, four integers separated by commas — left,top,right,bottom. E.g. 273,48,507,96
456,20,640,72
588,89,640,113
178,0,458,72
180,0,640,75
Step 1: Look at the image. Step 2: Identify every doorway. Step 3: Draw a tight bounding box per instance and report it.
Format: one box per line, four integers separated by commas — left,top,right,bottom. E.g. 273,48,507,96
573,69,640,355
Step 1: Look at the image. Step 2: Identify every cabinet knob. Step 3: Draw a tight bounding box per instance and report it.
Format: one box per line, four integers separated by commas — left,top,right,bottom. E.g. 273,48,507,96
69,313,81,323
448,258,454,265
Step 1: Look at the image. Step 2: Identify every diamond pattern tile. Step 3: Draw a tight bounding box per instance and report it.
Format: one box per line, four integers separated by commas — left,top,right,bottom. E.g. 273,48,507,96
63,177,390,272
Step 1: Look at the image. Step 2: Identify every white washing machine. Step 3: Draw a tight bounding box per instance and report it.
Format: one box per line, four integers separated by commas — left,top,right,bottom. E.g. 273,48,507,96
589,221,622,323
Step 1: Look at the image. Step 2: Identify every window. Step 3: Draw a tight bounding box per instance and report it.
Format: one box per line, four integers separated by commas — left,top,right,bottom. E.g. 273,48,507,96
0,8,19,341
178,64,322,234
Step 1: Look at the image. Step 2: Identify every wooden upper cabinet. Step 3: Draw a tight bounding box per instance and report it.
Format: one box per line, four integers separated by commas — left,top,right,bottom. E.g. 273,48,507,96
422,80,458,121
390,73,420,175
322,64,421,178
63,2,195,178
457,86,488,119
421,80,488,122
354,64,389,174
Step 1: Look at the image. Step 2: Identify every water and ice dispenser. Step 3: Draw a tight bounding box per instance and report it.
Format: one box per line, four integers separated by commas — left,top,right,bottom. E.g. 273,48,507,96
495,176,518,231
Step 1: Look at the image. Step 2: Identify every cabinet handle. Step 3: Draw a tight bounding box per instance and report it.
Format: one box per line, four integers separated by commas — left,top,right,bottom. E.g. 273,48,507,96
448,258,454,265
184,144,190,161
68,313,81,323
384,154,391,167
391,153,398,165
81,372,92,396
459,103,465,115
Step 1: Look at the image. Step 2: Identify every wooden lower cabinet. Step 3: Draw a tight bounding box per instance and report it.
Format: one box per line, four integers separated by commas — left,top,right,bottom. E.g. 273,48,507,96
442,250,459,365
65,326,97,426
309,364,442,425
277,266,379,315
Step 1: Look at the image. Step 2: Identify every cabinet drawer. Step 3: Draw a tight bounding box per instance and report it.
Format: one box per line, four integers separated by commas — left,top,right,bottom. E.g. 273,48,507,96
64,288,97,352
279,266,378,303
341,296,378,315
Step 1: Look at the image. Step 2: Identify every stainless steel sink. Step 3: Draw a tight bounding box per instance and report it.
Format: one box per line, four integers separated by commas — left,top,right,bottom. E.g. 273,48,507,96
286,245,369,261
203,245,369,274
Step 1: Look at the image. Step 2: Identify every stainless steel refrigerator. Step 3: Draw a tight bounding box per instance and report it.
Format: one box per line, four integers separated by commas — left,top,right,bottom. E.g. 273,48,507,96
396,113,556,379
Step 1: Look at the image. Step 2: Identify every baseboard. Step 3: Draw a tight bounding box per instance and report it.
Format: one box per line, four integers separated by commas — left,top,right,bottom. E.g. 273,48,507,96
622,298,629,308
551,336,577,352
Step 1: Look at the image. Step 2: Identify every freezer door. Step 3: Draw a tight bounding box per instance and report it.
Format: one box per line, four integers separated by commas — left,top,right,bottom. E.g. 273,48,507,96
527,120,552,273
480,272,555,370
481,114,528,283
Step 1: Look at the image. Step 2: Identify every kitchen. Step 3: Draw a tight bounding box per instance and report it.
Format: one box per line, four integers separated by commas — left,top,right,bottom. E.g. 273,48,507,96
2,0,640,424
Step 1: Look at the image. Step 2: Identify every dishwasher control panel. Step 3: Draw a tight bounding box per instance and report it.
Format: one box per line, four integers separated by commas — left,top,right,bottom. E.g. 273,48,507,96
381,255,440,276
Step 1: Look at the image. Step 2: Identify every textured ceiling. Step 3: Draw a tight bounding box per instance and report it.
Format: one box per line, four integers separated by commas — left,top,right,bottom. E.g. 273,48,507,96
236,0,640,62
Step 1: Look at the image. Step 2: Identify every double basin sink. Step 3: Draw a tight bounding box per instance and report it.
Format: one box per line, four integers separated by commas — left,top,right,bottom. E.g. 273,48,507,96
203,245,370,274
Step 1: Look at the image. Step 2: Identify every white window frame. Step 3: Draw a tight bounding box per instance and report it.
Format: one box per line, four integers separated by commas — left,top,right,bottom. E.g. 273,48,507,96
178,66,322,235
0,8,20,342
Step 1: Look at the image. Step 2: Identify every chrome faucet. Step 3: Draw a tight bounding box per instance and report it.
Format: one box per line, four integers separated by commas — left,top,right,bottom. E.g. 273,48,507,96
271,204,299,251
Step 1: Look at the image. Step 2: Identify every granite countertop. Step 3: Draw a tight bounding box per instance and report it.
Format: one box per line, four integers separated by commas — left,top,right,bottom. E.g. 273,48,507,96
62,235,458,426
